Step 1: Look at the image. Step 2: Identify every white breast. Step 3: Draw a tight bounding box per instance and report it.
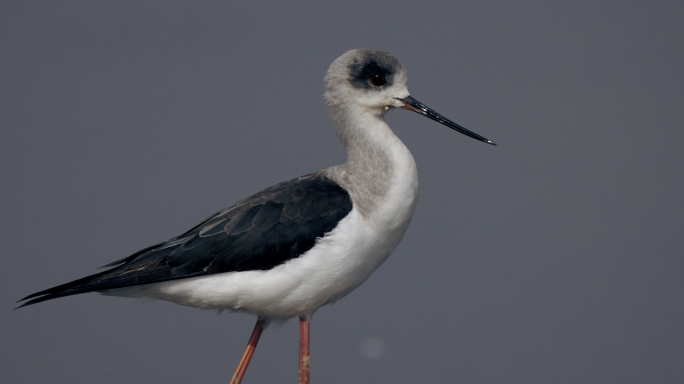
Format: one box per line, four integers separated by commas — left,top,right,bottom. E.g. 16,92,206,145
104,206,406,319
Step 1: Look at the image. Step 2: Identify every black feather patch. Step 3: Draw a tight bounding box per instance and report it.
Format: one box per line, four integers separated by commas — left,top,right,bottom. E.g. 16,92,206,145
348,50,400,90
17,173,352,307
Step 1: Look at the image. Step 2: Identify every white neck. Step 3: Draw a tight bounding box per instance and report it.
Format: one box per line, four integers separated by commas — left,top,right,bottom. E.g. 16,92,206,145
324,105,419,222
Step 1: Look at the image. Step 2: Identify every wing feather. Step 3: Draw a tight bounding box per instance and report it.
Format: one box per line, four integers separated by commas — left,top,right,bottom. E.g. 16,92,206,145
18,172,352,308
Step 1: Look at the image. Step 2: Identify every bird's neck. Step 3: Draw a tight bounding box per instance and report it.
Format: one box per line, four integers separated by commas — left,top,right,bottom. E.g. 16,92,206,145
325,106,418,219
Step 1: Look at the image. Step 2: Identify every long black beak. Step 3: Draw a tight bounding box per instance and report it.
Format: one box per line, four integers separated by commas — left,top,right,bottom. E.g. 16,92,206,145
398,96,496,146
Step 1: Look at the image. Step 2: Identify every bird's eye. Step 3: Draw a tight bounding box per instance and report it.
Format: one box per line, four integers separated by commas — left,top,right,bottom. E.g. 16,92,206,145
370,74,386,86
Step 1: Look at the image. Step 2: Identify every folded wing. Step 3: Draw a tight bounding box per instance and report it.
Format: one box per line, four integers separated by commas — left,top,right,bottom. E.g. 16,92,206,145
18,173,352,307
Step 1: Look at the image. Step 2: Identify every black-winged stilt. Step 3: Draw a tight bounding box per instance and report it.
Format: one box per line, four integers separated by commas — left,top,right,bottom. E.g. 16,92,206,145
18,49,495,383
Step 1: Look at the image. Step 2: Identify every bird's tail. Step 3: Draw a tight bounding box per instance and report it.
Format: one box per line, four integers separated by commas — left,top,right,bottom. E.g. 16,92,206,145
16,269,113,309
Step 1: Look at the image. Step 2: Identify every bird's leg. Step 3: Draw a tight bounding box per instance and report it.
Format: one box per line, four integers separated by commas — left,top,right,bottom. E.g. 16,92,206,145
298,317,310,384
229,318,265,384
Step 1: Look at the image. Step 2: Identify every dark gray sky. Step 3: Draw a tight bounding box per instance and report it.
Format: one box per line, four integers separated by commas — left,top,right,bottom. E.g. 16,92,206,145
2,1,683,383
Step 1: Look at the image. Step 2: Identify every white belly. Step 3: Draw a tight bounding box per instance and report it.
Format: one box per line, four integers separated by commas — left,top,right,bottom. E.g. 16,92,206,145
103,201,416,320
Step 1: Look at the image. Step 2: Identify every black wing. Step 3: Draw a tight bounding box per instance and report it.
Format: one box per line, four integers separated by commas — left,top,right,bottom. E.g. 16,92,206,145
18,173,352,308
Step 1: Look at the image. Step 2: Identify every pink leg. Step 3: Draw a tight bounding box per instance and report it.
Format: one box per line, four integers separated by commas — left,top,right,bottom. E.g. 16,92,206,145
298,317,310,384
229,319,265,384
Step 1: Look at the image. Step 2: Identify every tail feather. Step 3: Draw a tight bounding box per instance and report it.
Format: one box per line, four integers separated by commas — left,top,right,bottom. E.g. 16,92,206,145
16,269,113,309
16,265,199,309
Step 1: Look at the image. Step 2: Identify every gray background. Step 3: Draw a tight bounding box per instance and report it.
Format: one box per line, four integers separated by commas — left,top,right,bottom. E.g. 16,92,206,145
2,1,682,383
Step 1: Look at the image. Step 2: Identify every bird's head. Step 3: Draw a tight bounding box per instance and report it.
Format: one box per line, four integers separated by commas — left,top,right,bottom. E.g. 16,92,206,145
324,49,496,145
324,48,408,116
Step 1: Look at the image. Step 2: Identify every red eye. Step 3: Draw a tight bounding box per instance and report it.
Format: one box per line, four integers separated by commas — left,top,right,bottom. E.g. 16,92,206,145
370,74,386,86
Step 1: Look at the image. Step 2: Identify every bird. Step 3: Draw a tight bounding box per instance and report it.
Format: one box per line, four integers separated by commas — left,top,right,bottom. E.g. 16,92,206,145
18,48,495,384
